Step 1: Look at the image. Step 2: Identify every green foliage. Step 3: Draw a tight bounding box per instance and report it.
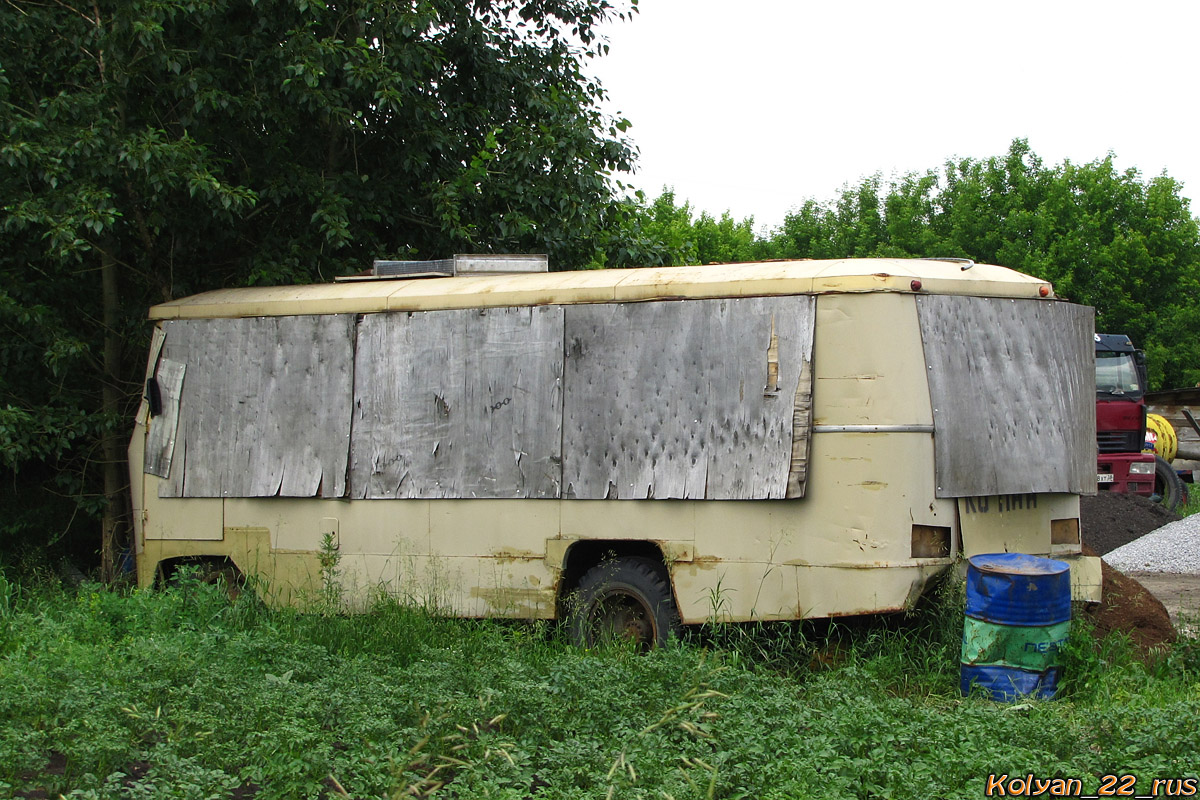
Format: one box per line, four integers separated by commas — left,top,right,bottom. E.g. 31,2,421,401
0,0,647,561
613,189,766,267
761,140,1200,390
631,142,1200,390
1178,488,1200,518
1,577,1197,799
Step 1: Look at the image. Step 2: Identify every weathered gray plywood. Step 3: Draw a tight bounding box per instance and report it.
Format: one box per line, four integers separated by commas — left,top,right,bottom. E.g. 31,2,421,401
786,357,814,499
160,315,355,498
144,358,185,478
350,306,563,499
916,296,1095,497
561,296,816,500
134,325,166,427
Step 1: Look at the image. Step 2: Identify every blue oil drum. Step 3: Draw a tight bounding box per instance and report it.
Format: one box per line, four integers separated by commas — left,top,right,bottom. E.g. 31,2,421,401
960,553,1071,701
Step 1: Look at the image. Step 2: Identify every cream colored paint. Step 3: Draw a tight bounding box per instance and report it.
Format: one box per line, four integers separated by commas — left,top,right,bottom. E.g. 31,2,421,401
148,259,1053,320
127,420,147,555
223,496,433,555
145,481,223,542
797,565,938,618
956,494,1079,557
811,293,934,426
672,560,799,622
133,260,1100,624
1064,553,1103,601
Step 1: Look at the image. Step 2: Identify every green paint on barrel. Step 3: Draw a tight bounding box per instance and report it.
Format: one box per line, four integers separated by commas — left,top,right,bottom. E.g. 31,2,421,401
960,553,1071,701
961,617,1070,668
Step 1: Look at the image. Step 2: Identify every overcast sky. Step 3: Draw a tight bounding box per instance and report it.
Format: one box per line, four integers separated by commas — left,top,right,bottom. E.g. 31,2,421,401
587,0,1199,233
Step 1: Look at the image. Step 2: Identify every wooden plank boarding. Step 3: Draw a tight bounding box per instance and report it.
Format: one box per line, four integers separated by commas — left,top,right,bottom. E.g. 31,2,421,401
916,296,1095,497
156,298,815,502
349,306,563,499
159,315,355,498
561,296,816,500
463,306,564,497
350,309,467,498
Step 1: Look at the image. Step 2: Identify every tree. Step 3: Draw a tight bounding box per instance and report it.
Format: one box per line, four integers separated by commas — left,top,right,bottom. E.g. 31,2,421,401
764,140,1200,389
0,0,643,573
613,189,763,267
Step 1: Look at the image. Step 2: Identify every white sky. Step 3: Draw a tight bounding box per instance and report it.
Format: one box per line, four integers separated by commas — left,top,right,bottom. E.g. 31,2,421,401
587,0,1200,233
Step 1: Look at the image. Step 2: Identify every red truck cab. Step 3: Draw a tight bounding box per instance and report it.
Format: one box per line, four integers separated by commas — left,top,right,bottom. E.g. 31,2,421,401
1095,333,1155,495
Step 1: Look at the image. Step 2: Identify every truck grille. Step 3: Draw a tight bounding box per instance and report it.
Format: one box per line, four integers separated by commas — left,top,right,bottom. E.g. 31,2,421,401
1097,431,1142,454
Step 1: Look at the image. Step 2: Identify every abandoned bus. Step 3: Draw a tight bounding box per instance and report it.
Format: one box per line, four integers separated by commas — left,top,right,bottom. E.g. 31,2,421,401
129,258,1101,645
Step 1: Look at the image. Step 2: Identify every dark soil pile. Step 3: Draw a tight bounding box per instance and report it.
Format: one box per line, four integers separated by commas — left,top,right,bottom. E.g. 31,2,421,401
1078,545,1178,652
1080,491,1180,554
1078,492,1181,653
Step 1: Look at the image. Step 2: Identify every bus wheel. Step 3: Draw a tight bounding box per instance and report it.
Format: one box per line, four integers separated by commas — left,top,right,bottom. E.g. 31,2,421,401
201,563,245,602
1153,455,1185,513
567,557,681,649
162,558,245,602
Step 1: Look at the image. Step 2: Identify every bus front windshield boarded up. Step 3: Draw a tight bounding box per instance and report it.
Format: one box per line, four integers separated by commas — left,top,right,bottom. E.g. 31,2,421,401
128,258,1102,647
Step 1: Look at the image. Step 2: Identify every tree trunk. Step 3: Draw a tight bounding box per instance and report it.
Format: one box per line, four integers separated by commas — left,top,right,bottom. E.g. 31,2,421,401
100,244,127,583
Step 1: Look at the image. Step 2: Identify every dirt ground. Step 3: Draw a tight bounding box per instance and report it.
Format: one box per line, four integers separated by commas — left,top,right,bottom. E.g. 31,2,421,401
1127,572,1200,635
1079,492,1199,649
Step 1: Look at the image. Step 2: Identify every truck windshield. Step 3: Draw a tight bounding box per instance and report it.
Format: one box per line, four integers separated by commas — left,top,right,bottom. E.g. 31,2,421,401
1096,352,1143,398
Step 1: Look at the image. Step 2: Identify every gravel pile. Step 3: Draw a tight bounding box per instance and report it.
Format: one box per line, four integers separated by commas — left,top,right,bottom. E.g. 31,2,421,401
1104,514,1200,574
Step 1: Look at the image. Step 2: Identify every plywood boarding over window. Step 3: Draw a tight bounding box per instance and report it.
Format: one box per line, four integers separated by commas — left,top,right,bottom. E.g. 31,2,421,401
561,296,816,500
916,296,1095,498
153,298,816,501
158,315,355,498
350,306,564,499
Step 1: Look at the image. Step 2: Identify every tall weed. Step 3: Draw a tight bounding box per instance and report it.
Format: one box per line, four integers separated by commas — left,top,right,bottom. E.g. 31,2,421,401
1,574,1196,799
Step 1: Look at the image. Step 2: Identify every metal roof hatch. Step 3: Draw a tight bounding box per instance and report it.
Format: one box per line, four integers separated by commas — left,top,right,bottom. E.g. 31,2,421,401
370,254,549,279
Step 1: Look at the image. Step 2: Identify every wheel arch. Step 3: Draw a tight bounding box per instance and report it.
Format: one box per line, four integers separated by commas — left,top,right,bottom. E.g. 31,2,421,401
153,554,245,589
555,539,677,618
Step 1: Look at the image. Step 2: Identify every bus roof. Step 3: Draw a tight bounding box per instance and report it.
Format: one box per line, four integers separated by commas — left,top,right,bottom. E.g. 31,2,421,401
148,258,1055,320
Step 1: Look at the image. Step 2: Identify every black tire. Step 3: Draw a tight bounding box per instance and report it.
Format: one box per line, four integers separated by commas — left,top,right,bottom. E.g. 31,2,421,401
566,556,682,649
1153,455,1185,513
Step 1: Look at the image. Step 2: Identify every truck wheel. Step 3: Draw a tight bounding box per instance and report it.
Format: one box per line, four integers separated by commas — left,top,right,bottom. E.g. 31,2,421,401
567,557,681,649
1153,455,1185,513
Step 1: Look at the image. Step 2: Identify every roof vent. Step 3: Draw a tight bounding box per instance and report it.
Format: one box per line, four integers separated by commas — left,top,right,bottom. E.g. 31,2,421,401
372,254,548,278
929,257,976,271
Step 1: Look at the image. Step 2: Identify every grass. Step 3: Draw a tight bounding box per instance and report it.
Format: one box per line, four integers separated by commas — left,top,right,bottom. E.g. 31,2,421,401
1,569,1198,799
1177,481,1200,518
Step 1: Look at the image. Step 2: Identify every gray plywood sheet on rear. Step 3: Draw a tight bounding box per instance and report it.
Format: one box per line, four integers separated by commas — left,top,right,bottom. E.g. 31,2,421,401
350,306,563,499
916,296,1095,497
159,315,355,498
562,296,816,500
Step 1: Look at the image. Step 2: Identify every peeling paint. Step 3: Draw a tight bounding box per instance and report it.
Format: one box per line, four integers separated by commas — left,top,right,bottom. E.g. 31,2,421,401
469,586,556,618
490,548,543,562
783,559,940,569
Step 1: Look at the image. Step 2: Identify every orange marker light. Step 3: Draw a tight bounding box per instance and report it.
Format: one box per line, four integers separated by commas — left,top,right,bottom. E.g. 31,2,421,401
1039,285,1051,297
